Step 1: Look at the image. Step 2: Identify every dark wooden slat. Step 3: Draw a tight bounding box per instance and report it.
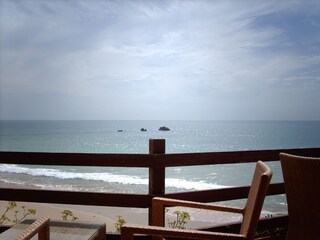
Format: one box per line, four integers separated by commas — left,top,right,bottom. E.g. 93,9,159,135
0,152,153,167
161,148,320,167
267,182,286,195
163,183,285,202
0,188,152,208
149,139,166,196
149,139,166,225
0,148,319,168
0,183,284,210
164,186,250,202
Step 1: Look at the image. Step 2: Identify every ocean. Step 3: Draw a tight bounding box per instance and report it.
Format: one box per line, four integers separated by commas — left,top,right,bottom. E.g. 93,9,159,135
1,120,320,215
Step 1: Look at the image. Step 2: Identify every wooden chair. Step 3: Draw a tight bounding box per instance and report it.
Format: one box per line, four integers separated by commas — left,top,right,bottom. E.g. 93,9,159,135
16,217,50,240
280,153,320,240
121,161,272,240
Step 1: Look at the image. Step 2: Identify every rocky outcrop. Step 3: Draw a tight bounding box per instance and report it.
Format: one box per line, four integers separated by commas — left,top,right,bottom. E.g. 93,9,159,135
159,126,170,131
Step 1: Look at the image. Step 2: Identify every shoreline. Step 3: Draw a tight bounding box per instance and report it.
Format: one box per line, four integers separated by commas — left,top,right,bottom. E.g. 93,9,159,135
0,181,244,232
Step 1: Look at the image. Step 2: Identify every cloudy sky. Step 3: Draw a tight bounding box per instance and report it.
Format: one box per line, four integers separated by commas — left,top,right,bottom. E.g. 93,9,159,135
0,0,319,120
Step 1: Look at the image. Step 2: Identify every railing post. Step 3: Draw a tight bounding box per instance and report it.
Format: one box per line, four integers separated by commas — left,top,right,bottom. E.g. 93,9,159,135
149,139,166,225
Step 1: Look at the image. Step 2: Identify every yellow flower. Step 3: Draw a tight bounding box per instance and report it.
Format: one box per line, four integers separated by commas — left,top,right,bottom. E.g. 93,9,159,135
7,201,17,210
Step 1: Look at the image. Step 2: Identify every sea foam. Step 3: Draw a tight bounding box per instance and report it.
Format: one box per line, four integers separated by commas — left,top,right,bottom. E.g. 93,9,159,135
0,164,226,191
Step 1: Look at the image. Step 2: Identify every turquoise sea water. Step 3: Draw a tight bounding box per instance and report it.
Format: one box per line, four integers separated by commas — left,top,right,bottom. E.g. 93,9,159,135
1,120,320,214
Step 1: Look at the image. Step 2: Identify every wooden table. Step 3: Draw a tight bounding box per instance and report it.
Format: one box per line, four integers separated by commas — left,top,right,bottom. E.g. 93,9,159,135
0,219,106,240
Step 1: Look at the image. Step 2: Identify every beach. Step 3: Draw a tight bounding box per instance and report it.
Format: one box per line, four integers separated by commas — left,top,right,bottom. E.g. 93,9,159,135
0,181,243,233
0,181,147,233
0,201,241,233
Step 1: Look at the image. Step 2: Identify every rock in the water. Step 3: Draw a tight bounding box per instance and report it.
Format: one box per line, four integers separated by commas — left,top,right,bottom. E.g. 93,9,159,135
159,126,170,131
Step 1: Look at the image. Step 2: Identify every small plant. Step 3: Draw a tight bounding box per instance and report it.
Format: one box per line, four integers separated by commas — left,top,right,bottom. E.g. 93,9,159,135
166,209,190,229
0,201,36,225
114,215,126,233
61,209,78,221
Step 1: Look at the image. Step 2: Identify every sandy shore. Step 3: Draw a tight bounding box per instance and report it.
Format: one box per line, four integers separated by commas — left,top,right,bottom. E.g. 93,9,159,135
0,181,149,233
0,201,115,230
0,181,242,233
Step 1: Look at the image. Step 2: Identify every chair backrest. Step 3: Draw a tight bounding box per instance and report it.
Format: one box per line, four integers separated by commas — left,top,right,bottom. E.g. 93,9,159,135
240,161,272,240
280,153,320,240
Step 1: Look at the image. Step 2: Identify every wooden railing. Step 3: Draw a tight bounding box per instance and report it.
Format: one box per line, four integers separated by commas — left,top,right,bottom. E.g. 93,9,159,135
1,139,320,239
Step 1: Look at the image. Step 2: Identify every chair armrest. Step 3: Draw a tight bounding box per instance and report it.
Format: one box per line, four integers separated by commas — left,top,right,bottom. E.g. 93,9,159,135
152,197,243,226
154,197,243,213
121,224,246,240
16,218,50,240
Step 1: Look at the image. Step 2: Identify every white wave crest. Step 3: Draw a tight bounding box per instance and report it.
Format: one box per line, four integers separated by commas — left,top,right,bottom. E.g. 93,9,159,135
166,178,227,190
0,164,227,190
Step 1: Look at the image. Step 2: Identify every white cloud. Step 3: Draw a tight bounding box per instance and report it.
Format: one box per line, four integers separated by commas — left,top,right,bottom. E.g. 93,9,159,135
1,0,319,120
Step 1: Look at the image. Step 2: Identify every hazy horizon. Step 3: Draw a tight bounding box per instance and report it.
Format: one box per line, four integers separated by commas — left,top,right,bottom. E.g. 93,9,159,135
1,0,320,121
1,119,319,123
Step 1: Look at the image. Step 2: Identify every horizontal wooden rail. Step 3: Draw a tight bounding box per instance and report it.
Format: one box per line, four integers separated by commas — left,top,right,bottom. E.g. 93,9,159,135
164,182,285,203
0,152,153,167
0,188,151,208
161,147,320,167
1,147,319,167
0,183,284,208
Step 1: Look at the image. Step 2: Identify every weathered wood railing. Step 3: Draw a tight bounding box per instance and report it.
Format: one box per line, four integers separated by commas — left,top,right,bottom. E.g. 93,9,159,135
1,139,320,239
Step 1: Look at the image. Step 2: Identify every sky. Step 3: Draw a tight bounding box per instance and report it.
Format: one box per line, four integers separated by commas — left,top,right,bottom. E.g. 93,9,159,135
0,0,320,121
